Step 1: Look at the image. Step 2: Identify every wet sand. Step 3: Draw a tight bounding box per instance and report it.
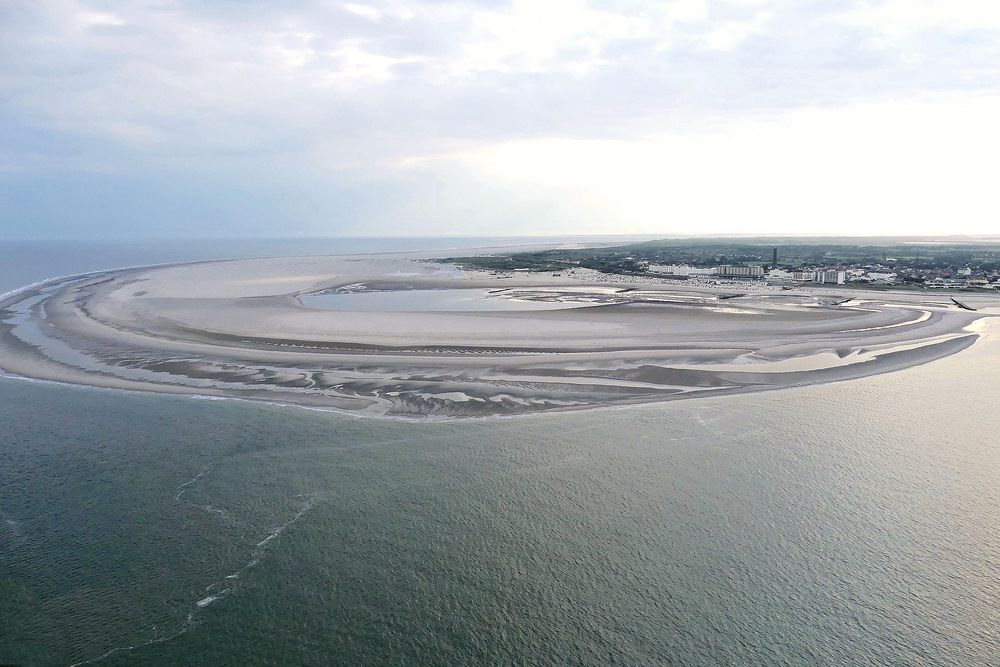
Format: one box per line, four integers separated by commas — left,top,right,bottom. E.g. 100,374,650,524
1,251,997,418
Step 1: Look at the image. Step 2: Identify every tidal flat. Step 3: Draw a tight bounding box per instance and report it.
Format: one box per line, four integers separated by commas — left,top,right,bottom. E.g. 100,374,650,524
1,250,997,418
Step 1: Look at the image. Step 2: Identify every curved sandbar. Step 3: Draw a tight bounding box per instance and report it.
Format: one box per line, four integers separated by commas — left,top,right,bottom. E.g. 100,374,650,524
1,251,996,418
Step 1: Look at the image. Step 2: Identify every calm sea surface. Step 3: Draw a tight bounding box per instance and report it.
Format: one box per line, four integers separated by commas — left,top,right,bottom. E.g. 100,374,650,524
1,240,998,666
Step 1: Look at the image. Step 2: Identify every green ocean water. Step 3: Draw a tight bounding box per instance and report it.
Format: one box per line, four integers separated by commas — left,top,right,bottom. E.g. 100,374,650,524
2,241,999,665
2,343,998,665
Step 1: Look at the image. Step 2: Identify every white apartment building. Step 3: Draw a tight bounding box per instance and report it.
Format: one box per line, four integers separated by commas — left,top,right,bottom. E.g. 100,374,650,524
647,264,717,276
813,270,846,285
718,265,764,278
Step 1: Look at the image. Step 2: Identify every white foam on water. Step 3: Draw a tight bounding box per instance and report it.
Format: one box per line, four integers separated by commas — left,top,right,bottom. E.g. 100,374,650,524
174,467,211,501
69,492,321,666
68,612,195,667
256,497,315,548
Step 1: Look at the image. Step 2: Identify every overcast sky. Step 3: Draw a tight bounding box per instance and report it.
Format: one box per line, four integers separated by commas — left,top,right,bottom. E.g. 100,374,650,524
3,0,1000,239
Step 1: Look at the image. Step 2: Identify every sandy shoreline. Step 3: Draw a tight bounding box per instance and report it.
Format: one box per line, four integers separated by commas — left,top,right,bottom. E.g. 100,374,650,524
1,250,997,418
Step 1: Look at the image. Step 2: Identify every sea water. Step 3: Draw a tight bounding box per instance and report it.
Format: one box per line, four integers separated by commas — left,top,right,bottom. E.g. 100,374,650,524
1,240,998,666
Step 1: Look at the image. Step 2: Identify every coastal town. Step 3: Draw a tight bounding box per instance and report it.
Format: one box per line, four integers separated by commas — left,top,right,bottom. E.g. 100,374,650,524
645,250,1000,289
446,240,1000,291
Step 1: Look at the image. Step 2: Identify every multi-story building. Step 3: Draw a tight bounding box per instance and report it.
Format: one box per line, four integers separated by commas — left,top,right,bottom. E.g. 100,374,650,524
813,270,846,285
648,264,718,276
717,265,764,278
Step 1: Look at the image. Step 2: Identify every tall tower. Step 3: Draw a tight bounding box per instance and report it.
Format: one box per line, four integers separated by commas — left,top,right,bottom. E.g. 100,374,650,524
772,247,778,266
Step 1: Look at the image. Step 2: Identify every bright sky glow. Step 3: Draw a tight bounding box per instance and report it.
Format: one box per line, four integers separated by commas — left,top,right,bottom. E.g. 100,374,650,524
2,1,1000,238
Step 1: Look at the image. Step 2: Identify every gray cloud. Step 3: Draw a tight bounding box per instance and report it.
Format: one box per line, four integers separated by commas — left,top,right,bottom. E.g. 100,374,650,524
3,1,1000,237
